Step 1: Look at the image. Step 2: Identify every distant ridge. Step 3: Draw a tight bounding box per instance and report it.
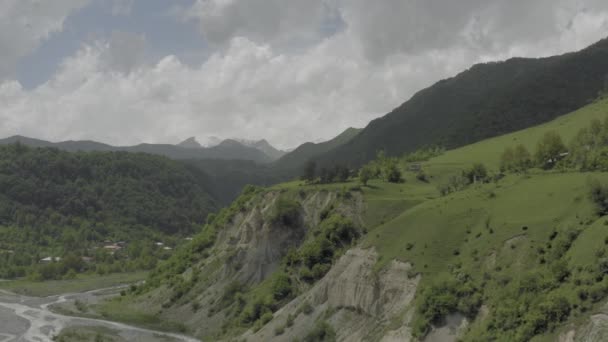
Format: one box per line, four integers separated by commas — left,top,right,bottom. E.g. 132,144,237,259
177,137,203,149
0,135,272,163
273,127,362,171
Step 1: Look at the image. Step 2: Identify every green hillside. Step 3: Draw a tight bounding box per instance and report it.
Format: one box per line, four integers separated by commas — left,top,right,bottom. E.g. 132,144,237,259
0,144,217,280
62,97,608,341
319,37,608,167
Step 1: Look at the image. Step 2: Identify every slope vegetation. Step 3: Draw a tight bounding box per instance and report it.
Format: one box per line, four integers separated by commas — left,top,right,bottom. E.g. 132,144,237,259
319,37,608,167
0,144,216,279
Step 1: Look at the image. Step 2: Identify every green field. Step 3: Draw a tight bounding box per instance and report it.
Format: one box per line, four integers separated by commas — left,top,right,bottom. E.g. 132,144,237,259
0,271,148,297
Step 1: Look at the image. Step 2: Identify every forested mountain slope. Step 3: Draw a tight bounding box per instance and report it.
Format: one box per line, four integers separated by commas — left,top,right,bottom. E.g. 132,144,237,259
0,144,217,279
318,37,608,167
273,127,361,171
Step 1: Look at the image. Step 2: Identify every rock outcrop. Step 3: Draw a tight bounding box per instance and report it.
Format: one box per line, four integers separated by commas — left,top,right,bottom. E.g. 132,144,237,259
242,248,420,342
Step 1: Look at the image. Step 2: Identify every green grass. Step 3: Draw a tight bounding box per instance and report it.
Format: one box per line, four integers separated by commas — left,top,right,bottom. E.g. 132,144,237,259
567,217,608,267
425,97,608,174
364,172,601,274
0,271,148,297
95,298,188,333
53,326,124,342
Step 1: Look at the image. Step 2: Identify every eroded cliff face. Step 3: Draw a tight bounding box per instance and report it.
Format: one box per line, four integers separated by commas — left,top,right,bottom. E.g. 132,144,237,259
241,248,420,342
558,302,608,342
146,189,364,339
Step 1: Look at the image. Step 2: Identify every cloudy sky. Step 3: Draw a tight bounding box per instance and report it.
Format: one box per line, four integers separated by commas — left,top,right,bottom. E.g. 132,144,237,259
1,0,608,149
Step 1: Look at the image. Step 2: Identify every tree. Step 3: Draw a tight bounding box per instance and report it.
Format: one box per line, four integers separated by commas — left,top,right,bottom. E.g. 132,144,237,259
376,151,402,183
334,165,350,182
383,161,403,183
535,131,567,169
513,144,532,172
358,165,373,186
589,178,608,215
302,161,317,183
500,147,515,172
466,163,488,184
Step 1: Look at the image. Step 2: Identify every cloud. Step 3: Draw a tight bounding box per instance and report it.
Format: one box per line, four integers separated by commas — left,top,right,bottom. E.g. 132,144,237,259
186,0,334,48
186,0,608,61
100,31,147,73
0,34,460,149
0,0,88,79
1,0,608,150
111,0,134,16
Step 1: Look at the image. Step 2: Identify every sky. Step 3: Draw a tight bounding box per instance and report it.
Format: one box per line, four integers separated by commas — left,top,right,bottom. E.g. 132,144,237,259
1,1,608,149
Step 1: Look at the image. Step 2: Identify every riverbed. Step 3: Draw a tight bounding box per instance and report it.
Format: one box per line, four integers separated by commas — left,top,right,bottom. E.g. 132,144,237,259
0,289,200,342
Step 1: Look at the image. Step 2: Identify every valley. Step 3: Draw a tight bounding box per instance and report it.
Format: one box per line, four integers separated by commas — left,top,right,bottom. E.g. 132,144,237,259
2,36,608,342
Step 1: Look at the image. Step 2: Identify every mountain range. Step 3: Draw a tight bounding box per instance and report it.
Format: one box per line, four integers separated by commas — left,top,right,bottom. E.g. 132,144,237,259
0,135,283,164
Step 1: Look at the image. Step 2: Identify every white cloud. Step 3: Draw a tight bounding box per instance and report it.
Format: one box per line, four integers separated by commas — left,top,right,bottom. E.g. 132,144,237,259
111,0,134,16
186,0,332,48
1,0,608,149
0,34,457,148
0,0,89,79
100,31,147,73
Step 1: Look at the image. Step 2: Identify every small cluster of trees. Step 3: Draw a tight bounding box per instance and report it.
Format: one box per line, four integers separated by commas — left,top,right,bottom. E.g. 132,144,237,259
500,144,532,172
500,132,566,173
402,146,445,163
301,161,350,184
437,163,489,196
302,150,404,186
501,117,608,173
358,151,403,186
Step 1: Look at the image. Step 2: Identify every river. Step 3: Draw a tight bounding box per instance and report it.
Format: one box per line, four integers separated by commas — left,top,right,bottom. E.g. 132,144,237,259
0,288,200,342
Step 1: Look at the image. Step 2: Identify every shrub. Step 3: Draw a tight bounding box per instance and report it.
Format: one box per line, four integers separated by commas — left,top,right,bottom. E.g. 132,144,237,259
270,197,301,226
304,321,336,342
286,313,295,327
300,301,314,315
589,178,608,215
414,276,480,337
416,171,429,183
272,273,293,301
274,325,285,336
466,163,488,184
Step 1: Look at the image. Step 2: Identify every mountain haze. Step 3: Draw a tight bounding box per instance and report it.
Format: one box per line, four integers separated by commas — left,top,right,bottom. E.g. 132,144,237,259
0,135,273,163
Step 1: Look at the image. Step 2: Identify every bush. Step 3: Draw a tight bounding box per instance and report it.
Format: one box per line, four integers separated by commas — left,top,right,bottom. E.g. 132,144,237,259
270,197,301,226
286,313,295,327
466,163,488,184
240,297,273,324
589,178,608,215
416,171,429,183
272,273,293,301
414,275,480,337
300,301,314,315
304,321,336,342
274,325,285,336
